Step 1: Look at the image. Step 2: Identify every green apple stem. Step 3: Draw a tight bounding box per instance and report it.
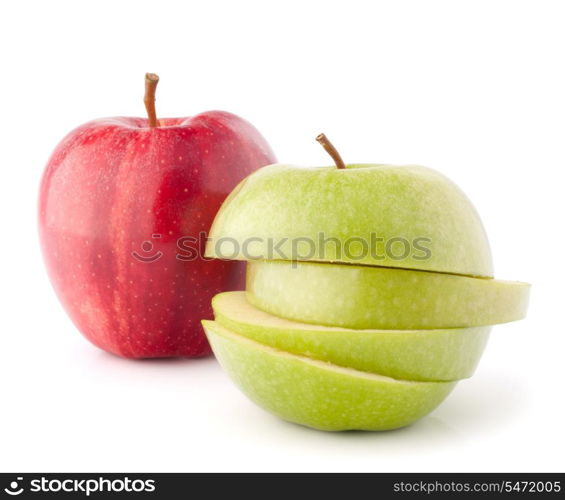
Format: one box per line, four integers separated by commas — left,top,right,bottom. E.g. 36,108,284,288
316,133,346,169
144,73,160,128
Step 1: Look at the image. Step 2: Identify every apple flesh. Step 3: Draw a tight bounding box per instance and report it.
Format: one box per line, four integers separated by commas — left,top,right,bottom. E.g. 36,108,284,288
203,321,456,431
212,292,491,381
247,260,530,330
39,111,276,358
206,164,494,277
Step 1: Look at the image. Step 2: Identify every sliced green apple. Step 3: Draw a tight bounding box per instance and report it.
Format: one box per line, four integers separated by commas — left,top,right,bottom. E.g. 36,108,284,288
203,320,456,431
206,164,494,277
247,260,530,330
212,291,490,382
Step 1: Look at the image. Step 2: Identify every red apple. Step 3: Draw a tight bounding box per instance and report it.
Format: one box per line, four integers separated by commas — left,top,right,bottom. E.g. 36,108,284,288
38,74,276,358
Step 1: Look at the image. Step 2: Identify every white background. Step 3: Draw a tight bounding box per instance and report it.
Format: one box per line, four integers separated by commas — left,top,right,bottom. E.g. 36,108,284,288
0,0,563,473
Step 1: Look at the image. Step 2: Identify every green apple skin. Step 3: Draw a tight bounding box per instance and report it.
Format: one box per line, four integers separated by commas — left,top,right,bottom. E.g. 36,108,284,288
247,261,530,330
203,321,456,431
206,164,493,278
212,292,491,381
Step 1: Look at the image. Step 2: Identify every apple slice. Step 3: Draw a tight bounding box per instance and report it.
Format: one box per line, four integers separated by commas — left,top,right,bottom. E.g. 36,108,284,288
247,260,530,330
202,320,456,431
205,163,494,277
212,292,490,382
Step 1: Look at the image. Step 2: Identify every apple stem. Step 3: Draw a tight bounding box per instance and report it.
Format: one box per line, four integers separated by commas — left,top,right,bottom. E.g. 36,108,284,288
144,73,160,128
316,133,346,169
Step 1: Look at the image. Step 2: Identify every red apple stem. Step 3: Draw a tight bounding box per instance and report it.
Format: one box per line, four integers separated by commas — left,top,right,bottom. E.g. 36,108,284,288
144,73,160,128
316,133,346,169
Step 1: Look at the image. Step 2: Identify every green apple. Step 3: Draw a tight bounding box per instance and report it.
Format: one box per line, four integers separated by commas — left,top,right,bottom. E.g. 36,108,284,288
247,260,530,330
202,138,530,431
202,320,456,431
206,163,493,277
212,291,491,381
